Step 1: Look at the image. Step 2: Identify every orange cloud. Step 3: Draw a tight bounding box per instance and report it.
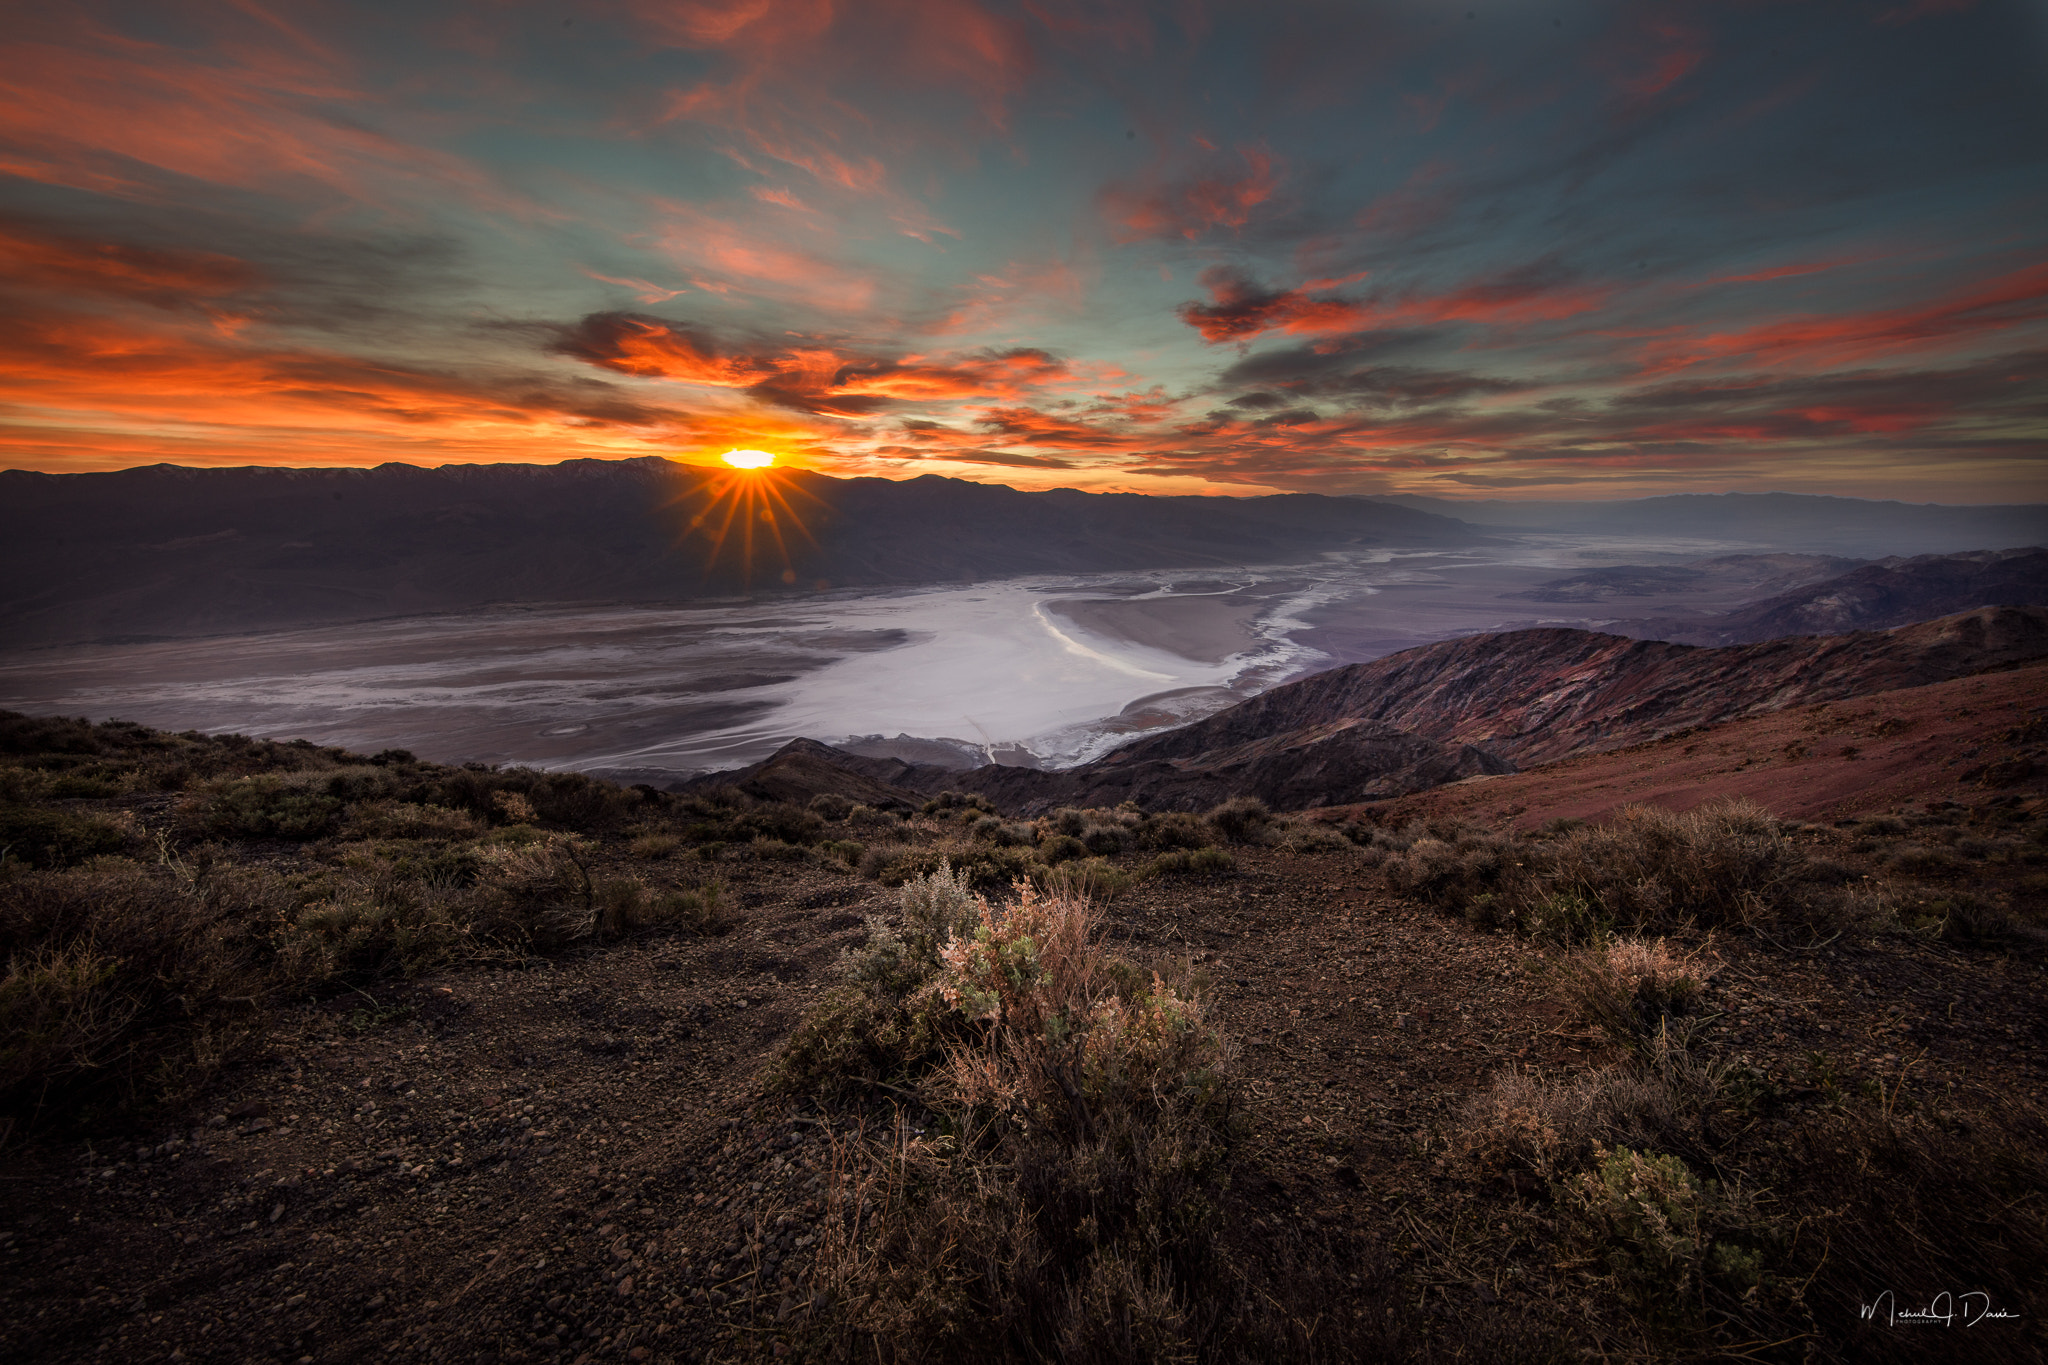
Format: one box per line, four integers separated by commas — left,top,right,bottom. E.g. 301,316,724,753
0,15,538,217
1641,260,2048,373
1103,144,1282,242
1179,263,1612,345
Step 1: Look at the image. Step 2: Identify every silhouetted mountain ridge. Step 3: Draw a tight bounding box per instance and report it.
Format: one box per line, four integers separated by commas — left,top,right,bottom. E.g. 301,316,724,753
0,458,1475,648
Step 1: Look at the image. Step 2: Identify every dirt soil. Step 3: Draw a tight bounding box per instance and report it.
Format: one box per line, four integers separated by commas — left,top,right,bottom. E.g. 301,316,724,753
5,815,2046,1364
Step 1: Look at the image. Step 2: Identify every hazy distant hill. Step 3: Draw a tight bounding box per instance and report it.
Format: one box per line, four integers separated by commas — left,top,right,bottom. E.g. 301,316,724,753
1506,553,1864,604
0,459,1474,648
1375,491,2048,557
1608,548,2048,645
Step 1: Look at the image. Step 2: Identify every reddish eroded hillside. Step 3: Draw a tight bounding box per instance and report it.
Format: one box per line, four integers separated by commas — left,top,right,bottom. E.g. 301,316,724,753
1350,659,2048,832
1109,604,2048,771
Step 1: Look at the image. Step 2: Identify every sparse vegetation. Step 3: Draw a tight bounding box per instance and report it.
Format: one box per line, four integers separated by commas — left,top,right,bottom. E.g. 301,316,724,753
3,707,2044,1363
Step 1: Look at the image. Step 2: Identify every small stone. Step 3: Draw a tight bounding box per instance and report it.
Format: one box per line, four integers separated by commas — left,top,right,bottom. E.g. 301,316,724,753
286,1293,306,1308
617,1275,635,1297
269,1203,285,1223
367,1295,386,1311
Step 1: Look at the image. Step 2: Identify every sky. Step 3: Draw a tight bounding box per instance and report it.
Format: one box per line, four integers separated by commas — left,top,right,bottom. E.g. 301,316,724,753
2,0,2045,502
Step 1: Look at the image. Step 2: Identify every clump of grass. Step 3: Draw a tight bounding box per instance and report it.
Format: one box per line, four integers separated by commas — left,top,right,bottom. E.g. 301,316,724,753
1145,847,1236,877
1557,937,1717,1055
1039,855,1135,903
1131,809,1215,852
651,881,728,935
343,801,484,841
628,831,680,859
818,837,864,868
0,855,277,1125
0,805,134,869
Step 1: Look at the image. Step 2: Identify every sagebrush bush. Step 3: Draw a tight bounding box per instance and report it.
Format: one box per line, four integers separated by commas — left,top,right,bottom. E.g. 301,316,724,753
802,883,1270,1363
1206,796,1273,844
1461,1029,1728,1183
1558,937,1717,1054
1132,809,1214,852
1388,801,1879,940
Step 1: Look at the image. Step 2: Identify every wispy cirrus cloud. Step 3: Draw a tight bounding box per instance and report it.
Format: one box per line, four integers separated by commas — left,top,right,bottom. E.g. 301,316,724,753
0,0,2039,501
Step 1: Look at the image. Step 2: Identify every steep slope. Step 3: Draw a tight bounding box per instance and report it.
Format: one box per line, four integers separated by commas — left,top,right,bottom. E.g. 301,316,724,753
0,460,1474,648
1102,605,2048,770
1611,548,2048,645
1352,659,2048,831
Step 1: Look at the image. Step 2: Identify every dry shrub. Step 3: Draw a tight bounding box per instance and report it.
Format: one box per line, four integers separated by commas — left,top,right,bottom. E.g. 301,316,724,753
1145,847,1235,878
1461,1033,1726,1182
1205,796,1273,844
801,883,1434,1362
462,838,593,951
1038,856,1135,904
650,881,727,935
628,831,680,859
1381,828,1524,913
1391,801,1882,940
343,801,484,841
1131,810,1213,852
935,886,1231,1141
1545,801,1798,932
0,856,276,1124
1565,1144,1773,1338
491,789,538,824
1279,820,1353,854
1557,937,1717,1054
773,862,979,1096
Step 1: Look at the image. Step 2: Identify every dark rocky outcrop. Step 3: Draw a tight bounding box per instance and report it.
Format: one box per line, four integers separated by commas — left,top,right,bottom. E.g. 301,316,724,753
693,723,1509,817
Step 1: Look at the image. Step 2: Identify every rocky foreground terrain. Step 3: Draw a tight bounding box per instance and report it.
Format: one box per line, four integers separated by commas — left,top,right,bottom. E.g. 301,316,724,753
2,629,2046,1362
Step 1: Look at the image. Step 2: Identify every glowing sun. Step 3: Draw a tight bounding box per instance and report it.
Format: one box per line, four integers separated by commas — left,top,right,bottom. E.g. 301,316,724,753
721,448,776,469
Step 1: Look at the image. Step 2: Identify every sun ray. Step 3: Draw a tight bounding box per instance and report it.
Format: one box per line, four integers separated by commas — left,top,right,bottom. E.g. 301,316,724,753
660,457,827,590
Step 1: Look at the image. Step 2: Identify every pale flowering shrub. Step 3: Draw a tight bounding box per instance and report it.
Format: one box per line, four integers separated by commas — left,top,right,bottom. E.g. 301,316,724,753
935,884,1231,1140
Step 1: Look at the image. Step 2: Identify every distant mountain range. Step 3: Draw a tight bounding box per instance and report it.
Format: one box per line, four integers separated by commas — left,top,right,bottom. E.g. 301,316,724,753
699,605,2048,814
1373,491,2048,557
0,459,1473,648
1606,548,2048,646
